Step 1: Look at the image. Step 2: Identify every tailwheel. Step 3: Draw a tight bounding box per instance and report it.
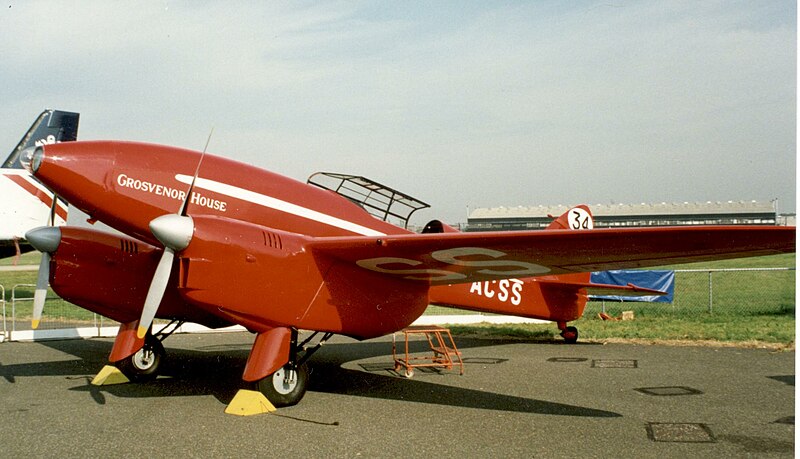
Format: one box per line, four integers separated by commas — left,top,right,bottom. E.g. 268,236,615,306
116,333,165,382
560,326,579,344
256,363,309,408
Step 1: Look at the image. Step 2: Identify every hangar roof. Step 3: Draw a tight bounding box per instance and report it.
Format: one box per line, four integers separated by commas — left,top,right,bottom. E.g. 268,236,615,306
469,200,775,220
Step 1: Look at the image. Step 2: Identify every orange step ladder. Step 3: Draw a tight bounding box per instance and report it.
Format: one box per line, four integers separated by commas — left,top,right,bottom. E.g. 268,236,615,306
392,325,464,378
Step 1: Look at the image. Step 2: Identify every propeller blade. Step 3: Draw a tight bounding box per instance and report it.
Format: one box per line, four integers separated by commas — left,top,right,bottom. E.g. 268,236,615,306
26,222,62,330
138,247,175,339
138,135,208,339
31,251,50,329
178,152,207,216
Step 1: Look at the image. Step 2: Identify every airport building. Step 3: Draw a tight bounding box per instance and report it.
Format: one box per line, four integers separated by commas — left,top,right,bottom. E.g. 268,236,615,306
465,200,785,232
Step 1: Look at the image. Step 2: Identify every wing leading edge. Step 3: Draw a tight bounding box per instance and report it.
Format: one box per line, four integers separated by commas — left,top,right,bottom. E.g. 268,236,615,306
309,225,795,285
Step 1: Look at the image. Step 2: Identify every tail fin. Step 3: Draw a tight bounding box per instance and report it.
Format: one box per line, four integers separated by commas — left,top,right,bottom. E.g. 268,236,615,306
2,109,80,168
546,204,593,230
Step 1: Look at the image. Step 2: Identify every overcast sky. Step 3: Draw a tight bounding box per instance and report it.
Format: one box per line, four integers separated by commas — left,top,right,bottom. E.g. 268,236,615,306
1,1,795,225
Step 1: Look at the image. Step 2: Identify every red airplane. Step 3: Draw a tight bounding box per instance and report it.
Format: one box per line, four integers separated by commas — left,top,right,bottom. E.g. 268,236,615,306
21,140,794,409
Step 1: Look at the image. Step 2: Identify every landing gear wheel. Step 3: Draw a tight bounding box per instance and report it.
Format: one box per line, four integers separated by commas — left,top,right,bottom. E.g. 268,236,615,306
256,364,309,408
560,326,579,344
403,368,414,379
116,334,164,382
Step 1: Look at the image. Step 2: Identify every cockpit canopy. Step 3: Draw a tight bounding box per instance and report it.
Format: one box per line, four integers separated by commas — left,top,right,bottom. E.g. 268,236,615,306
307,172,429,229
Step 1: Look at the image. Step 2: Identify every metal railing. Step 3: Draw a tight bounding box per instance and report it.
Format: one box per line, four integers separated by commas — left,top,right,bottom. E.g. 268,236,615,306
11,283,35,336
0,285,5,341
675,267,794,314
6,283,108,341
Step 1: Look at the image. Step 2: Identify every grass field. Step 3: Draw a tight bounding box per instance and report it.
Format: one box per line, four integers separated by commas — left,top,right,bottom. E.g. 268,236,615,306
448,313,795,346
0,250,40,266
0,252,795,345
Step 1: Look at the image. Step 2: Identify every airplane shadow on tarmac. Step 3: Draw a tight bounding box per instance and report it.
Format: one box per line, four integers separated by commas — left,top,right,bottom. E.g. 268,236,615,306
307,339,619,418
3,335,619,418
0,338,112,384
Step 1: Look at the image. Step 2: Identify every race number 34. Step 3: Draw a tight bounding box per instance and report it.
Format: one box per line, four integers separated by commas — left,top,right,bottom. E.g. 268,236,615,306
568,207,593,230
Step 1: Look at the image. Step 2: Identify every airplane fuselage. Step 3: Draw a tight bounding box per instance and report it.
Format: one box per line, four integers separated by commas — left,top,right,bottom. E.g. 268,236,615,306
31,141,433,338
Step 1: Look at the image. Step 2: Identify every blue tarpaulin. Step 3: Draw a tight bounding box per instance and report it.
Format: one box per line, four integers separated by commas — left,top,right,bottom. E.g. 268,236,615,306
589,270,675,303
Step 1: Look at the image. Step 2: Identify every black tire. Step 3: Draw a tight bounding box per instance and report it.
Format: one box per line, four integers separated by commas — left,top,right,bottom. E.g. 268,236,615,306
116,335,164,382
561,326,579,344
256,364,309,407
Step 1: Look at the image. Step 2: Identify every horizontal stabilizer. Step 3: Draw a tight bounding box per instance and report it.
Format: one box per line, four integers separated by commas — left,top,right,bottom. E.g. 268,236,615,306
538,279,667,297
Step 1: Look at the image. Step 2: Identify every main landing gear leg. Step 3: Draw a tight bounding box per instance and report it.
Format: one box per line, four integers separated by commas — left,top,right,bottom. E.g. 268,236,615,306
112,320,182,382
254,330,333,408
229,329,333,415
116,332,165,382
255,329,308,407
557,321,579,344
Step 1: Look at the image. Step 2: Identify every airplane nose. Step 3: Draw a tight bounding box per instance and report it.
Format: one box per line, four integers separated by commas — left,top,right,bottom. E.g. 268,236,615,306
26,226,62,253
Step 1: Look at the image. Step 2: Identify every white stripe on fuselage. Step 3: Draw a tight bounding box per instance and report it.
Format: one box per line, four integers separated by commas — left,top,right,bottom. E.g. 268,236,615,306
175,174,386,237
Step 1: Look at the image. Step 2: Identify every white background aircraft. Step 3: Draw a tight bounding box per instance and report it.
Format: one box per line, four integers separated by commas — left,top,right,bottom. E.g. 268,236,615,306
0,109,79,259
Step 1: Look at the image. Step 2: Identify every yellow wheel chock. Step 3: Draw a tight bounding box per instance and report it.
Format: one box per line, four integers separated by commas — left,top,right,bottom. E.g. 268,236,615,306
91,365,131,386
225,389,277,416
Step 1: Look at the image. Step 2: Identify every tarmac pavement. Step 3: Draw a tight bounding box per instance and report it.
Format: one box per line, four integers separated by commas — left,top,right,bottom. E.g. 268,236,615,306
0,332,793,457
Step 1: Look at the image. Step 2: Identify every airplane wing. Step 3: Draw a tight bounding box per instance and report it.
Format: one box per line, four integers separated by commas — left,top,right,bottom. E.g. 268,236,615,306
309,226,795,285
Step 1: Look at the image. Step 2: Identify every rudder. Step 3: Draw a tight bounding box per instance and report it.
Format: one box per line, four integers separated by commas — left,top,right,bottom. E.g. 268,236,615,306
2,109,80,168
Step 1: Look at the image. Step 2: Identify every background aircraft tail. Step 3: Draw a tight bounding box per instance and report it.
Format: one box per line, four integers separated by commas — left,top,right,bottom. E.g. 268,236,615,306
2,109,80,169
